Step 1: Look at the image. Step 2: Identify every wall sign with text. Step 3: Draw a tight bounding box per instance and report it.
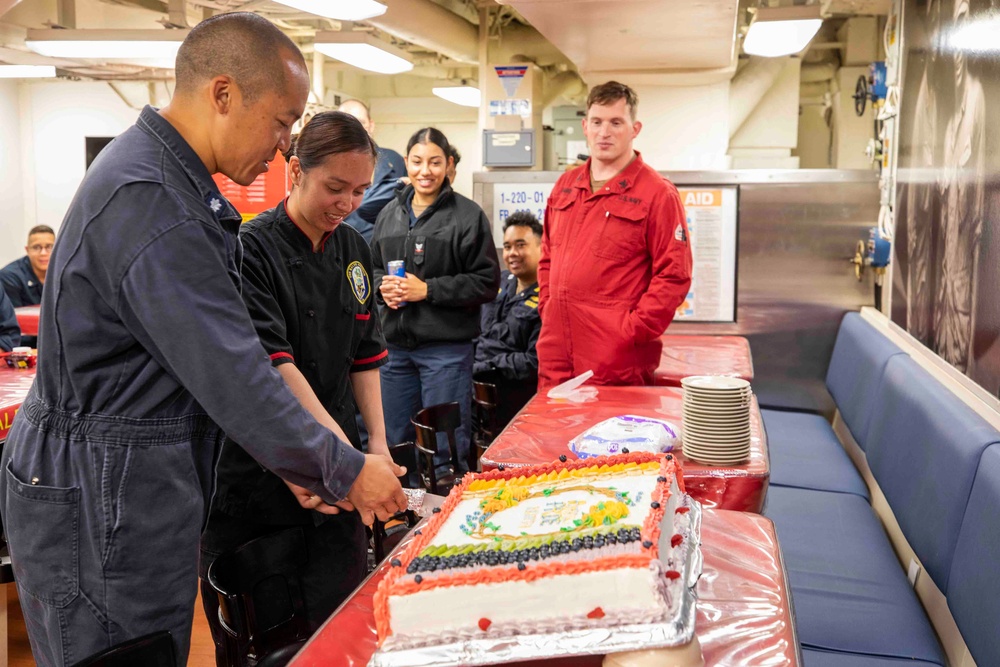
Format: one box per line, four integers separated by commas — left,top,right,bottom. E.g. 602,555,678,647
488,181,738,323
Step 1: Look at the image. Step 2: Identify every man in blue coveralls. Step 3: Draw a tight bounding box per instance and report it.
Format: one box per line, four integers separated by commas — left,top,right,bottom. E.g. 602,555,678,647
0,13,406,667
338,99,406,244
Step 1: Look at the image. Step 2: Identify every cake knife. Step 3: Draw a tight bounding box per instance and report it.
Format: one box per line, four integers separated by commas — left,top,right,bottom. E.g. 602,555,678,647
401,487,446,517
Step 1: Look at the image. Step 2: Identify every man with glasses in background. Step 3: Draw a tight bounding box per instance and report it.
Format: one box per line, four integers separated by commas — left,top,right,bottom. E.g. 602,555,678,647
1,225,55,307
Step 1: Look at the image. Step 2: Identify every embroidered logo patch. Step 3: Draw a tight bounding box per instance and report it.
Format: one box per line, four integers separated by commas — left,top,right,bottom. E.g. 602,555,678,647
674,224,687,243
347,261,370,304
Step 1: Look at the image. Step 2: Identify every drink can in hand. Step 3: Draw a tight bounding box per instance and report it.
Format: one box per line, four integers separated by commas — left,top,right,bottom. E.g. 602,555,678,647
387,260,407,306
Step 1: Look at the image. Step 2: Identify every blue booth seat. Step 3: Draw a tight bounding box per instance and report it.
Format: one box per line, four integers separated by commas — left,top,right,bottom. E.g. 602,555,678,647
824,312,907,448
767,485,945,665
947,445,1000,667
866,356,1000,594
763,409,869,499
802,648,942,666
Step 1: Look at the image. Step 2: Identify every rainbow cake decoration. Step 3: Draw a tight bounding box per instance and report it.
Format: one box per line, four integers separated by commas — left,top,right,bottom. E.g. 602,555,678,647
373,452,699,656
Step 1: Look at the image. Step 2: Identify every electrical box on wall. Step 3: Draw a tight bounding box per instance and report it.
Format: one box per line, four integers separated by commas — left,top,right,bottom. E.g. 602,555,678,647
483,130,535,167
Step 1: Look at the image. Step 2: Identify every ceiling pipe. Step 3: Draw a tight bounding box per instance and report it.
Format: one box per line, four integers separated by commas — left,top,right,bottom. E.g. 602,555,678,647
167,0,188,27
801,62,836,83
0,0,23,19
365,0,478,64
57,0,76,28
728,56,788,139
542,70,586,107
495,23,572,69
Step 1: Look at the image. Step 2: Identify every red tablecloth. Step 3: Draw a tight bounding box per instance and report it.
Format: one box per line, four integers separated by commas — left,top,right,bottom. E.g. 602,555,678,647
480,386,769,513
290,508,799,667
14,306,40,337
0,366,35,442
655,335,754,387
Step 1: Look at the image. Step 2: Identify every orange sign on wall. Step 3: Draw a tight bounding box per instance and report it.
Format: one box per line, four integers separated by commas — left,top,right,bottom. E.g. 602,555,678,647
213,152,292,222
682,189,722,208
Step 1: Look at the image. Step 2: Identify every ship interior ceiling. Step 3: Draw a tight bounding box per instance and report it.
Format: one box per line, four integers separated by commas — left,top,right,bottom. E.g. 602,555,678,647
3,0,1000,664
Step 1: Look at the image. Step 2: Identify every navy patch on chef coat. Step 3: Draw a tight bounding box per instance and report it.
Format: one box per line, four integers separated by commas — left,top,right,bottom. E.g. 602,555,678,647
347,261,371,304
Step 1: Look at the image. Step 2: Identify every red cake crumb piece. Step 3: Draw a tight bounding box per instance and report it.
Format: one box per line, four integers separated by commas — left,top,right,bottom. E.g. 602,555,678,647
675,506,690,514
478,618,492,631
587,607,605,619
665,570,681,580
671,534,683,548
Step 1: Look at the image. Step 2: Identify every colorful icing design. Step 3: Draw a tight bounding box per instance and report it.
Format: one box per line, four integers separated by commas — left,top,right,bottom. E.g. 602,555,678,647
373,452,684,645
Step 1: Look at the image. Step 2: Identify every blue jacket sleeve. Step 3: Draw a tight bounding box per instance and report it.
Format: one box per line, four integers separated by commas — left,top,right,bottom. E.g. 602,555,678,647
0,263,26,308
345,150,406,241
117,219,365,504
0,289,19,352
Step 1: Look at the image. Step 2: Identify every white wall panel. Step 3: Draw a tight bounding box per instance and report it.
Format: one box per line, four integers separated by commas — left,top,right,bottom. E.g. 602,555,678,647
0,79,24,267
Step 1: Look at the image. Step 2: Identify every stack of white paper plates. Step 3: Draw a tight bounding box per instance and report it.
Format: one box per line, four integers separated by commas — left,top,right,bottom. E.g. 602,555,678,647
680,376,752,465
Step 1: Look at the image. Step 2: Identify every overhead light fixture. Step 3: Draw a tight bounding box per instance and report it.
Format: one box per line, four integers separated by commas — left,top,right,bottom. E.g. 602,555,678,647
314,31,413,75
271,0,387,21
0,64,57,78
743,4,823,57
25,29,188,61
432,84,481,108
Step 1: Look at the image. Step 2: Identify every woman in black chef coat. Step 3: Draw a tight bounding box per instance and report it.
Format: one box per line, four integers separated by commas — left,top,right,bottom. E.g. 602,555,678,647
199,111,399,659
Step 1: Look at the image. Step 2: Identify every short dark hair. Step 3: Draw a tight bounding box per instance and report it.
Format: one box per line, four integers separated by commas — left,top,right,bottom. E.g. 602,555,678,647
448,145,462,166
586,81,639,121
286,111,378,171
28,225,55,239
406,127,452,161
504,210,542,239
174,13,304,103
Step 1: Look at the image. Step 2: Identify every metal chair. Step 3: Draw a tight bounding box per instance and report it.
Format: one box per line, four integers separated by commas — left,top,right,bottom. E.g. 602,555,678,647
71,631,176,667
410,401,465,495
206,527,312,667
472,380,500,470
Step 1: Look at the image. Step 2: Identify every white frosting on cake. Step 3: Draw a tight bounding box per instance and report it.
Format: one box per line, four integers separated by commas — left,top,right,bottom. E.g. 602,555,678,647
387,564,667,644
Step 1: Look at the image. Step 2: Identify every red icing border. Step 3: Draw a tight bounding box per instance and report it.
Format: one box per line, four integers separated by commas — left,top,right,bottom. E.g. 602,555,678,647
374,452,682,644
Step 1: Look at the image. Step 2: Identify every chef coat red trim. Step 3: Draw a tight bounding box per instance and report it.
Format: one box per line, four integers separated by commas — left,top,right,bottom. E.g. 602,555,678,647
353,350,388,367
355,313,371,321
269,351,294,363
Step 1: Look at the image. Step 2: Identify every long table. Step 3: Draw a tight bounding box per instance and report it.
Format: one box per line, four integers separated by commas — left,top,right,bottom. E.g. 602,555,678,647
654,334,754,387
480,386,769,513
289,508,799,666
1,365,34,666
0,365,35,442
13,307,39,338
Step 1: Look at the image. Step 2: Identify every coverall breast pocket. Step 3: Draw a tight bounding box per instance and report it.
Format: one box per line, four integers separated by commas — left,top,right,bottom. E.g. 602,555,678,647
593,201,648,261
545,195,575,248
4,461,81,607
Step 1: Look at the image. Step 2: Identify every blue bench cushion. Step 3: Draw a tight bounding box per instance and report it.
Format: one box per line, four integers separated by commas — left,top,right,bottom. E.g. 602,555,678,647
866,356,1000,593
824,312,906,449
948,445,1000,667
763,409,869,499
803,648,941,666
766,486,944,664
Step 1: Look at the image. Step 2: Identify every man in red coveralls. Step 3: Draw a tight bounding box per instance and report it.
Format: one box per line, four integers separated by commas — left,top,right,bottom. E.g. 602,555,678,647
537,81,693,388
